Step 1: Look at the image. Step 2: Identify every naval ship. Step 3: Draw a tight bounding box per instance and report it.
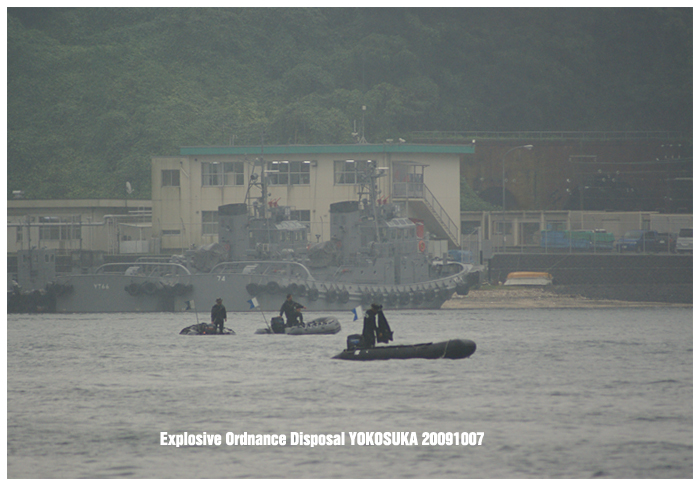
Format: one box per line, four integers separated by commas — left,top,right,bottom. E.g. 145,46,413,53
18,164,482,313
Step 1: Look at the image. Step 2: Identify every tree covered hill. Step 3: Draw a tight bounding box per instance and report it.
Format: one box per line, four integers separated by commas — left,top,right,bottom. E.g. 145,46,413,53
7,7,692,200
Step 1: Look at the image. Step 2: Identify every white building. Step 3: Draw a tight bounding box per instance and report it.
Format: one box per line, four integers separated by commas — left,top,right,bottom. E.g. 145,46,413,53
151,143,473,254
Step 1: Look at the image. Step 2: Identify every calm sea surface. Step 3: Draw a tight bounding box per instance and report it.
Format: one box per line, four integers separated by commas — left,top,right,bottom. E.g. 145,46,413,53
6,307,693,478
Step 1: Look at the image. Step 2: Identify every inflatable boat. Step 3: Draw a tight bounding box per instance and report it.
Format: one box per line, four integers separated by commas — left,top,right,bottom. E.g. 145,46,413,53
332,338,476,361
180,323,235,335
255,316,341,335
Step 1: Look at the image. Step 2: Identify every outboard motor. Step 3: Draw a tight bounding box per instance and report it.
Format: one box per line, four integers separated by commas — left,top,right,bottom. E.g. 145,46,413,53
271,316,286,334
346,334,363,350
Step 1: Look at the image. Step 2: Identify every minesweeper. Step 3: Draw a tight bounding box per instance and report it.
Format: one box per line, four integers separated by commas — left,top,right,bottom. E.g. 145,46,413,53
44,164,481,313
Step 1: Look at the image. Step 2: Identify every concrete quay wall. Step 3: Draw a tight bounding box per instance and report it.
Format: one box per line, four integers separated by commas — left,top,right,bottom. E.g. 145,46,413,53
487,253,693,304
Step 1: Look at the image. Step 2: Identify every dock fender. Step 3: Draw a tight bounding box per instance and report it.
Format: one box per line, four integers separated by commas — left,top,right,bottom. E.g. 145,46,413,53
246,283,260,296
266,281,281,294
308,287,319,301
326,288,338,303
455,282,470,296
125,282,141,296
172,282,189,296
338,289,350,304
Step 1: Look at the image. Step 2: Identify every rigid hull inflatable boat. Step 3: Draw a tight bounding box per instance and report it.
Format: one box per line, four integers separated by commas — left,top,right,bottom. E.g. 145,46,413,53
255,316,341,335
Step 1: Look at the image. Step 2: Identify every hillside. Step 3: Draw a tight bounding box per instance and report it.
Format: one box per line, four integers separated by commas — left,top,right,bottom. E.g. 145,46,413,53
7,7,692,200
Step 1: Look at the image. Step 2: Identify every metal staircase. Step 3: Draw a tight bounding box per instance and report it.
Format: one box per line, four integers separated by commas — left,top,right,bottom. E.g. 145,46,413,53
392,181,460,248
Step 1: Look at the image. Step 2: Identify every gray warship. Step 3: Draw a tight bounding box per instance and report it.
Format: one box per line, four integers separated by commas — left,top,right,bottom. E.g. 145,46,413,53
41,163,481,313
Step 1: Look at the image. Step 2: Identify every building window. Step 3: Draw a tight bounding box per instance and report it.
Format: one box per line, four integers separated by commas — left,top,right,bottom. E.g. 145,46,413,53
162,169,180,187
202,211,218,235
161,229,181,235
38,217,81,240
202,162,245,186
266,160,311,185
16,227,22,243
494,221,512,236
546,221,567,231
289,209,311,222
334,159,375,185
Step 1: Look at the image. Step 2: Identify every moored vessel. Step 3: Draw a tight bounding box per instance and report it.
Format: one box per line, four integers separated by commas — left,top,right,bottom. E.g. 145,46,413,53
45,163,481,313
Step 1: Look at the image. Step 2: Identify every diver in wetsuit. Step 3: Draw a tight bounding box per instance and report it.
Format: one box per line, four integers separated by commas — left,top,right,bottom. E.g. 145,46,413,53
362,304,379,347
280,294,305,326
211,298,227,334
375,305,393,344
362,303,393,347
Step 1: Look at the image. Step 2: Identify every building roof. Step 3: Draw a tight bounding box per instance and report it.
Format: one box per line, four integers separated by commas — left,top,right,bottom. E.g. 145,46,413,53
180,144,474,156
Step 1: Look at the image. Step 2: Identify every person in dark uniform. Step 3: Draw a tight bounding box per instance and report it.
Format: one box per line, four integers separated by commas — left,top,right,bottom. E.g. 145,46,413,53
280,294,305,326
363,303,393,347
362,303,380,347
211,298,227,334
375,304,393,344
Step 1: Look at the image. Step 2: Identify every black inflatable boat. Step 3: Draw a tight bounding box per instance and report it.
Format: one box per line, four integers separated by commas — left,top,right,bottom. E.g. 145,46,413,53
332,338,476,361
180,323,235,335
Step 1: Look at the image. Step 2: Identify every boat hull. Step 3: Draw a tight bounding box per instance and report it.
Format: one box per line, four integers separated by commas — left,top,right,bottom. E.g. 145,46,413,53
180,323,235,335
255,316,341,335
53,260,479,313
332,339,476,361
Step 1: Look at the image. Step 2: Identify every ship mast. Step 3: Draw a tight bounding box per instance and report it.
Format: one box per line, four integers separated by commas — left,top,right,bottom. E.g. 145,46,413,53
356,161,385,242
244,132,270,220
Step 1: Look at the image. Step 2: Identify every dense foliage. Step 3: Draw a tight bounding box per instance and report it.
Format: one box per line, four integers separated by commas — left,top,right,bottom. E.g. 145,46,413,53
7,8,692,200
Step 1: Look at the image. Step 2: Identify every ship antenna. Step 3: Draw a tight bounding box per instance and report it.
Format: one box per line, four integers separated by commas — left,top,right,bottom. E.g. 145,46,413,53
357,161,384,242
243,131,269,220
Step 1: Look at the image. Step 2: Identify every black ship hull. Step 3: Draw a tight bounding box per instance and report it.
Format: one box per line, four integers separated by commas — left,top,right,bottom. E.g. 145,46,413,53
332,339,476,361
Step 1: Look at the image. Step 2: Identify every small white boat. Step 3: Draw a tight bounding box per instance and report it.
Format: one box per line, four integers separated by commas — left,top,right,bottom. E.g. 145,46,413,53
255,316,341,335
504,272,553,286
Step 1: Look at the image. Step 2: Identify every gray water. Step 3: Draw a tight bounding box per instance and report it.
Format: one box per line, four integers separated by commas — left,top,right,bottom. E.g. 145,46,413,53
6,307,693,478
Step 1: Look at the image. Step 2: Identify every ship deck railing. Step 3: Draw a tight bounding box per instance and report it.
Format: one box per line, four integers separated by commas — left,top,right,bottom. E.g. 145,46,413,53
93,262,192,276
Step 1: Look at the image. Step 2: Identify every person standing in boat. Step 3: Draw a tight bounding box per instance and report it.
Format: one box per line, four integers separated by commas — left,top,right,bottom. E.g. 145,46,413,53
375,304,393,344
280,294,305,326
363,303,393,347
211,298,227,334
362,303,379,347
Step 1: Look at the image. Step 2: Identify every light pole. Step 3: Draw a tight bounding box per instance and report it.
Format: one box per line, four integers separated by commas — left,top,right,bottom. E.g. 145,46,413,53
501,144,533,252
